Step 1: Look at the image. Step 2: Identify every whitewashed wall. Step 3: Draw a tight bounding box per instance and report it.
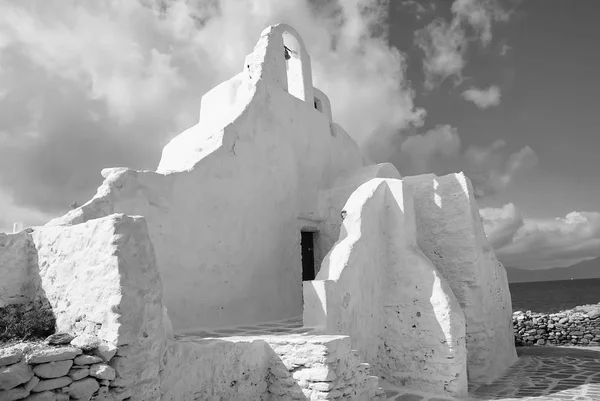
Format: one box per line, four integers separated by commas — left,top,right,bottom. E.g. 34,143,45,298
45,24,365,331
403,173,518,384
304,178,468,399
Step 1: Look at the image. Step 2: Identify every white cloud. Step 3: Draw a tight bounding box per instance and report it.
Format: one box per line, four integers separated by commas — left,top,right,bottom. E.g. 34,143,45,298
415,19,466,89
465,141,538,198
0,0,425,227
389,126,537,197
399,125,461,173
452,0,510,46
479,203,524,249
415,0,510,89
399,0,436,18
481,204,600,270
462,85,501,108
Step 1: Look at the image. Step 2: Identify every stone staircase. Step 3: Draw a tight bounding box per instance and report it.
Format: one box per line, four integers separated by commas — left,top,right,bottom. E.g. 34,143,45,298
167,316,386,400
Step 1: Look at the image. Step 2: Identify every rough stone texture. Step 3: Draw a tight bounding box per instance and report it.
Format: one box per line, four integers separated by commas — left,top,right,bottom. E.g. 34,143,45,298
73,355,102,366
67,377,99,400
265,334,385,400
31,376,72,392
68,367,89,381
160,337,271,400
91,343,117,363
70,335,101,352
25,215,167,400
304,179,467,399
45,333,75,346
0,347,24,367
0,362,34,390
93,387,131,401
28,216,165,348
26,348,81,365
25,376,40,392
161,333,385,401
0,215,162,399
0,385,31,400
89,364,115,381
513,308,600,347
24,391,58,400
0,341,121,401
403,173,518,384
32,360,73,379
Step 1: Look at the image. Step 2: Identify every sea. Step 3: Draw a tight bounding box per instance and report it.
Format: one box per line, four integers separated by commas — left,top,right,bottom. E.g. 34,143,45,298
509,278,600,313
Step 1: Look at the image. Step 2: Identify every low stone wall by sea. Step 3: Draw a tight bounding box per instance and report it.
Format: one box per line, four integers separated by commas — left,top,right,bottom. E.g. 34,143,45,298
0,333,129,401
513,306,600,347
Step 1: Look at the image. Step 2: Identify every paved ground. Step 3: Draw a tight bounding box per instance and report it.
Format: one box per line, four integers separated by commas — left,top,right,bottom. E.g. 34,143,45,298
176,321,600,401
467,346,600,401
383,347,600,401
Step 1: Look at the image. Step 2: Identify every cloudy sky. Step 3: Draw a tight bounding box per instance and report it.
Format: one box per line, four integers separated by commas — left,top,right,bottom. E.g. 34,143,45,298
0,0,599,277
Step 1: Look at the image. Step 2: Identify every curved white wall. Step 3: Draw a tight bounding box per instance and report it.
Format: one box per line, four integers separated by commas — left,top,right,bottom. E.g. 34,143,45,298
304,178,467,399
403,173,517,384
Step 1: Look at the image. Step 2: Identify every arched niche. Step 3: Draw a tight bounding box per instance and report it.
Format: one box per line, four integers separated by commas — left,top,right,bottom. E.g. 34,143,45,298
313,87,332,122
244,24,314,105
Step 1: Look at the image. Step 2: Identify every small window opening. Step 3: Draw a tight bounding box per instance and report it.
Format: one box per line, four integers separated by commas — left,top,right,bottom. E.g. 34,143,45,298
301,231,316,281
313,97,323,112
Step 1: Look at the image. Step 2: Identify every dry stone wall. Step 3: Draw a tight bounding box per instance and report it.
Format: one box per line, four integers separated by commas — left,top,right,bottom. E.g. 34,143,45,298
513,307,600,347
0,214,168,400
0,333,128,401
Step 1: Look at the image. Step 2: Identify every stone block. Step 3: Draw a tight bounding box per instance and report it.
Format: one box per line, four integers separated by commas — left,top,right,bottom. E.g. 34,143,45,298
70,335,101,352
68,367,90,381
73,356,102,366
33,360,73,379
67,377,100,400
0,385,30,401
32,377,72,393
0,348,24,368
89,364,115,381
26,348,81,364
0,362,34,390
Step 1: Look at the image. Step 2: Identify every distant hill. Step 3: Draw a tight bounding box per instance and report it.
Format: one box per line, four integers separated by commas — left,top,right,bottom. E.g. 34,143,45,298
506,257,600,283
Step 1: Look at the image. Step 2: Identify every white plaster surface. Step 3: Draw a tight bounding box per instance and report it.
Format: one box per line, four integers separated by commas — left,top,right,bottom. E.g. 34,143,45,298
161,333,384,401
304,178,468,399
403,173,518,384
45,24,365,331
0,22,520,399
315,162,401,271
0,215,168,400
161,338,271,400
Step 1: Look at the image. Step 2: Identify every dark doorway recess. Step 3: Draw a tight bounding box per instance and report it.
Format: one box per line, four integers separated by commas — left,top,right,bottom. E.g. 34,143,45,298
301,231,316,281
